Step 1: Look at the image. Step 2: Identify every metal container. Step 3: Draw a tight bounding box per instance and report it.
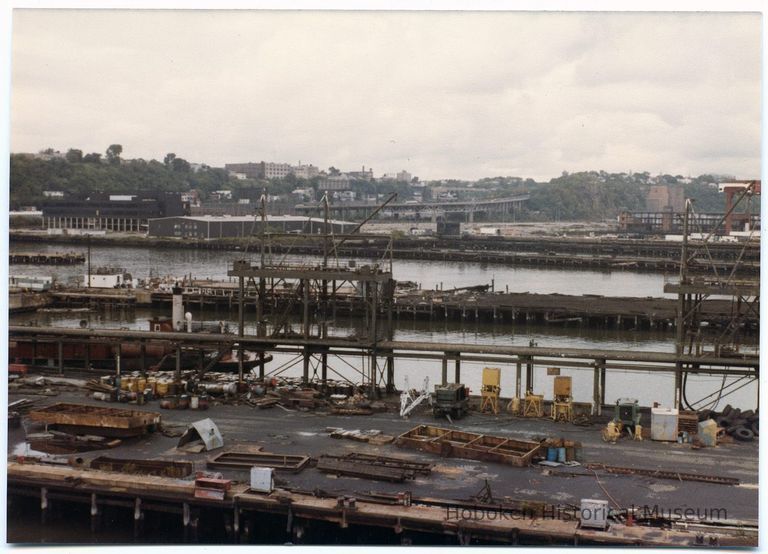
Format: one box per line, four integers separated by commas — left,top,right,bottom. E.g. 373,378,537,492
651,407,679,441
546,447,557,462
580,499,609,530
178,395,190,409
698,419,718,447
250,467,274,493
557,447,566,463
156,381,169,397
190,395,199,410
198,395,210,410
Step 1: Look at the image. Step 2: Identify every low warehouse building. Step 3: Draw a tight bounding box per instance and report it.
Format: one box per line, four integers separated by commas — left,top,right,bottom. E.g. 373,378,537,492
148,215,355,239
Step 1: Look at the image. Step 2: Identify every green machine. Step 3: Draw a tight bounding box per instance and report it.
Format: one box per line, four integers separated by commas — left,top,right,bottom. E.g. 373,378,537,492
433,384,469,419
613,398,641,432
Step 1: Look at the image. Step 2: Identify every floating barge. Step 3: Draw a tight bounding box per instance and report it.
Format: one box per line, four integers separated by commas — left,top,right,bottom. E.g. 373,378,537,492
10,251,85,265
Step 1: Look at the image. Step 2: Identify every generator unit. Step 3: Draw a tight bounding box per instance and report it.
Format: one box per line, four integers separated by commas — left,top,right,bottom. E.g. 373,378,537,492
614,398,641,429
433,384,469,419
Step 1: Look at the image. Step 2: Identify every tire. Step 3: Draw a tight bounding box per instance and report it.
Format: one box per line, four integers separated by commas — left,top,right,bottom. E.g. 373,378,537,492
734,427,755,442
726,425,740,435
698,410,712,422
722,405,733,417
751,421,759,437
741,410,754,420
730,408,742,419
715,416,731,428
730,418,748,427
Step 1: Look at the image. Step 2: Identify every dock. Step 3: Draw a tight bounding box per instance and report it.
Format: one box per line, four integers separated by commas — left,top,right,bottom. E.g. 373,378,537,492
10,251,85,265
6,393,759,546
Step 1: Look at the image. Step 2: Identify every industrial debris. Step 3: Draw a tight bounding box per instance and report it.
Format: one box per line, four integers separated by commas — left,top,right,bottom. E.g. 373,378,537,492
327,427,396,445
316,453,432,482
177,418,224,452
396,425,543,467
28,402,161,438
585,463,740,486
89,456,193,478
207,448,310,473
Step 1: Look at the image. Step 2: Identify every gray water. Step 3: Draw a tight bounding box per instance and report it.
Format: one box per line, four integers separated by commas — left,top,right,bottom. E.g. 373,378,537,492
12,301,758,410
11,241,675,297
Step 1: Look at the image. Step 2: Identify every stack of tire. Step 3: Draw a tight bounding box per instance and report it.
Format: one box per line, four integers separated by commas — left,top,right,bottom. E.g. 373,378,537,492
698,405,759,442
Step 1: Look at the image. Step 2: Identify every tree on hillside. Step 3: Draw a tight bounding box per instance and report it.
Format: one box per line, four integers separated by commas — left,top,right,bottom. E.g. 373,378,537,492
83,152,102,163
65,149,83,163
106,144,123,164
164,153,176,167
171,157,190,173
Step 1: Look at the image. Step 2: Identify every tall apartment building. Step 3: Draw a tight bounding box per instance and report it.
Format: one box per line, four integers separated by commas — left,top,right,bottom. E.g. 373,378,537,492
224,161,294,180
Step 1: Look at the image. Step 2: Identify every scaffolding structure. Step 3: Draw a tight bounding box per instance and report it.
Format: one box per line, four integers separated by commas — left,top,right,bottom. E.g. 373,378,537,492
227,192,396,395
664,180,760,410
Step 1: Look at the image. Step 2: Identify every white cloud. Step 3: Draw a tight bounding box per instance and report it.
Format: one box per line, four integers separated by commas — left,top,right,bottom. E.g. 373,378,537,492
10,10,761,181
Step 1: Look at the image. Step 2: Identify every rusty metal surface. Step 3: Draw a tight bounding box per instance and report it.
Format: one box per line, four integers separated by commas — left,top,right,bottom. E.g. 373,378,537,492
396,425,543,467
89,456,193,478
316,455,411,483
28,403,161,430
585,463,740,485
207,450,310,473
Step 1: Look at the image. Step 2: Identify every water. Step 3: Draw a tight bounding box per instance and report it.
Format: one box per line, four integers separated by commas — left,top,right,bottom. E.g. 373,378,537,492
11,241,675,297
9,241,757,408
12,304,758,410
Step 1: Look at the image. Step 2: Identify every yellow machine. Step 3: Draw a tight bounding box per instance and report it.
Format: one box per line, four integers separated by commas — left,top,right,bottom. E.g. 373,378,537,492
602,421,622,443
523,392,544,418
551,375,573,423
480,367,501,414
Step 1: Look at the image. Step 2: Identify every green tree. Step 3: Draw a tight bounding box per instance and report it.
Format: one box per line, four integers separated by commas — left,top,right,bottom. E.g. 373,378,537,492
65,149,83,163
171,157,191,173
106,144,123,164
83,152,101,163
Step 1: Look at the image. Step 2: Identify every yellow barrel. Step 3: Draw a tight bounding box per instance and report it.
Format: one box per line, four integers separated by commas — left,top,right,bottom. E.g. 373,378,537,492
147,377,157,395
156,380,169,397
137,377,147,392
121,377,132,391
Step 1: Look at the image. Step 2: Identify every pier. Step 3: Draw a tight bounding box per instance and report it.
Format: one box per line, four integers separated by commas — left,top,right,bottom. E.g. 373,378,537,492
10,251,85,265
8,325,759,413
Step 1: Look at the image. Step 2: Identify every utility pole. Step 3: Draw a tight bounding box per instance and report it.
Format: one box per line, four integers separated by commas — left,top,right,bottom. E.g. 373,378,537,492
87,235,92,288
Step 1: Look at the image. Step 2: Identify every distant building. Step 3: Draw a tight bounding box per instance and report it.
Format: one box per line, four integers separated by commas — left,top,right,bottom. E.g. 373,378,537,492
336,190,356,202
263,162,293,179
180,191,200,207
224,162,264,179
41,191,187,232
211,190,233,201
320,174,351,191
292,164,320,179
224,161,293,180
381,170,412,183
347,166,374,181
292,188,314,202
646,185,684,212
148,215,355,239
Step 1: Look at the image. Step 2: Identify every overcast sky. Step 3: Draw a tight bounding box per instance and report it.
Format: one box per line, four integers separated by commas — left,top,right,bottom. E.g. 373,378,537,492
10,10,761,181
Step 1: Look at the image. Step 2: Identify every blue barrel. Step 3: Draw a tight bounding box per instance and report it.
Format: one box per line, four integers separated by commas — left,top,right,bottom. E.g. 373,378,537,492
547,447,558,461
557,447,567,463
